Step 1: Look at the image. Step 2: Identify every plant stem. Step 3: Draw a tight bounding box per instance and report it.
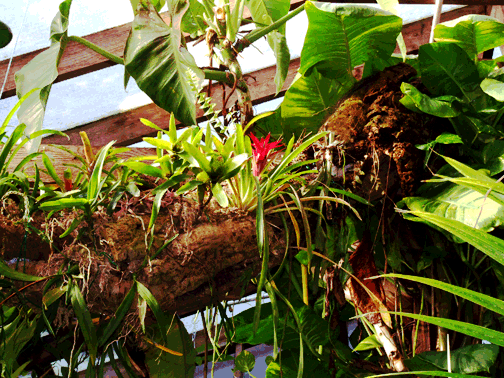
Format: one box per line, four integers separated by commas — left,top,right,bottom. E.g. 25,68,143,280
234,4,305,53
68,35,124,65
202,69,248,92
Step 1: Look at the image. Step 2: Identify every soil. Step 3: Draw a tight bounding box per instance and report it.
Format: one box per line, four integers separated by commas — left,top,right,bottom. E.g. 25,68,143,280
321,63,450,201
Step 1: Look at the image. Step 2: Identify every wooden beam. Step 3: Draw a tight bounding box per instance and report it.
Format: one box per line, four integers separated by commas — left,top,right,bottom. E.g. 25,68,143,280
1,0,500,100
42,4,483,147
42,58,300,147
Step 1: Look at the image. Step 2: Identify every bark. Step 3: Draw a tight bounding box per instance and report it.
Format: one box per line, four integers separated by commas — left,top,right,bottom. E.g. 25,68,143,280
1,195,286,316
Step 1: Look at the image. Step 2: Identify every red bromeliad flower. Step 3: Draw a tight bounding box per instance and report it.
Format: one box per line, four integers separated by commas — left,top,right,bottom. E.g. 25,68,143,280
250,133,283,177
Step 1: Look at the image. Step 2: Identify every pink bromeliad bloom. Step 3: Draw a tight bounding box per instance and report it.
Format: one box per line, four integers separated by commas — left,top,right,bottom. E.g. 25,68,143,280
250,133,283,177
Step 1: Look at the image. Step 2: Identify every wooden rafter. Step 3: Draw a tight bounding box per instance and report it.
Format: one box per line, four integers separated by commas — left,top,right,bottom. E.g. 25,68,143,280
40,4,485,147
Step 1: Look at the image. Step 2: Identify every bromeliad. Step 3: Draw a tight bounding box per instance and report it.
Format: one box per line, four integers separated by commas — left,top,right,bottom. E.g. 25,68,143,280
250,133,283,177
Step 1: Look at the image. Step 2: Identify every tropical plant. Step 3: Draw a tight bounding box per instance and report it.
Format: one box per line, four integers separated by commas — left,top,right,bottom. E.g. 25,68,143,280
5,1,504,377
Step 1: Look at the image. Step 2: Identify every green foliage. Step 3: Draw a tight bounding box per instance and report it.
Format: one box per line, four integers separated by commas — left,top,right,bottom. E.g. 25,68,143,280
300,2,402,79
144,318,196,378
0,309,38,377
124,1,202,126
0,20,12,49
400,15,504,164
234,350,256,375
405,344,499,374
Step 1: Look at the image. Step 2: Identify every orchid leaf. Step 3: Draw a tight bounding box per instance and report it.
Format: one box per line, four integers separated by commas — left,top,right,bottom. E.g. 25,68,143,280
69,280,98,366
15,0,72,154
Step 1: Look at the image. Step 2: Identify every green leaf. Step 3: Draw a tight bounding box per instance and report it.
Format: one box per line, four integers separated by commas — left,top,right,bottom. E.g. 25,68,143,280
481,78,504,102
138,296,147,333
40,197,88,211
60,215,83,238
367,372,488,378
405,344,499,374
181,142,211,172
69,280,98,365
265,349,329,378
443,155,504,196
402,184,504,233
402,209,504,267
419,42,479,100
42,153,65,191
366,311,504,347
122,161,165,178
130,0,166,13
253,176,268,334
0,20,12,48
269,132,327,182
0,312,38,376
88,140,115,202
0,260,46,282
145,318,196,378
281,68,353,138
235,350,256,373
124,0,202,126
434,15,504,61
300,2,402,79
43,285,68,309
381,273,504,317
0,124,26,176
144,137,175,151
416,133,463,151
352,334,382,352
14,0,72,153
12,361,31,378
136,281,172,345
400,83,462,118
99,282,137,347
181,0,207,37
211,182,229,207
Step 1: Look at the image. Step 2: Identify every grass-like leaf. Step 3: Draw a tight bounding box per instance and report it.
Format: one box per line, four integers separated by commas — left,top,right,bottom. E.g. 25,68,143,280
403,209,504,266
99,281,137,347
380,273,504,317
0,260,46,282
69,280,98,365
136,280,172,345
88,140,115,203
